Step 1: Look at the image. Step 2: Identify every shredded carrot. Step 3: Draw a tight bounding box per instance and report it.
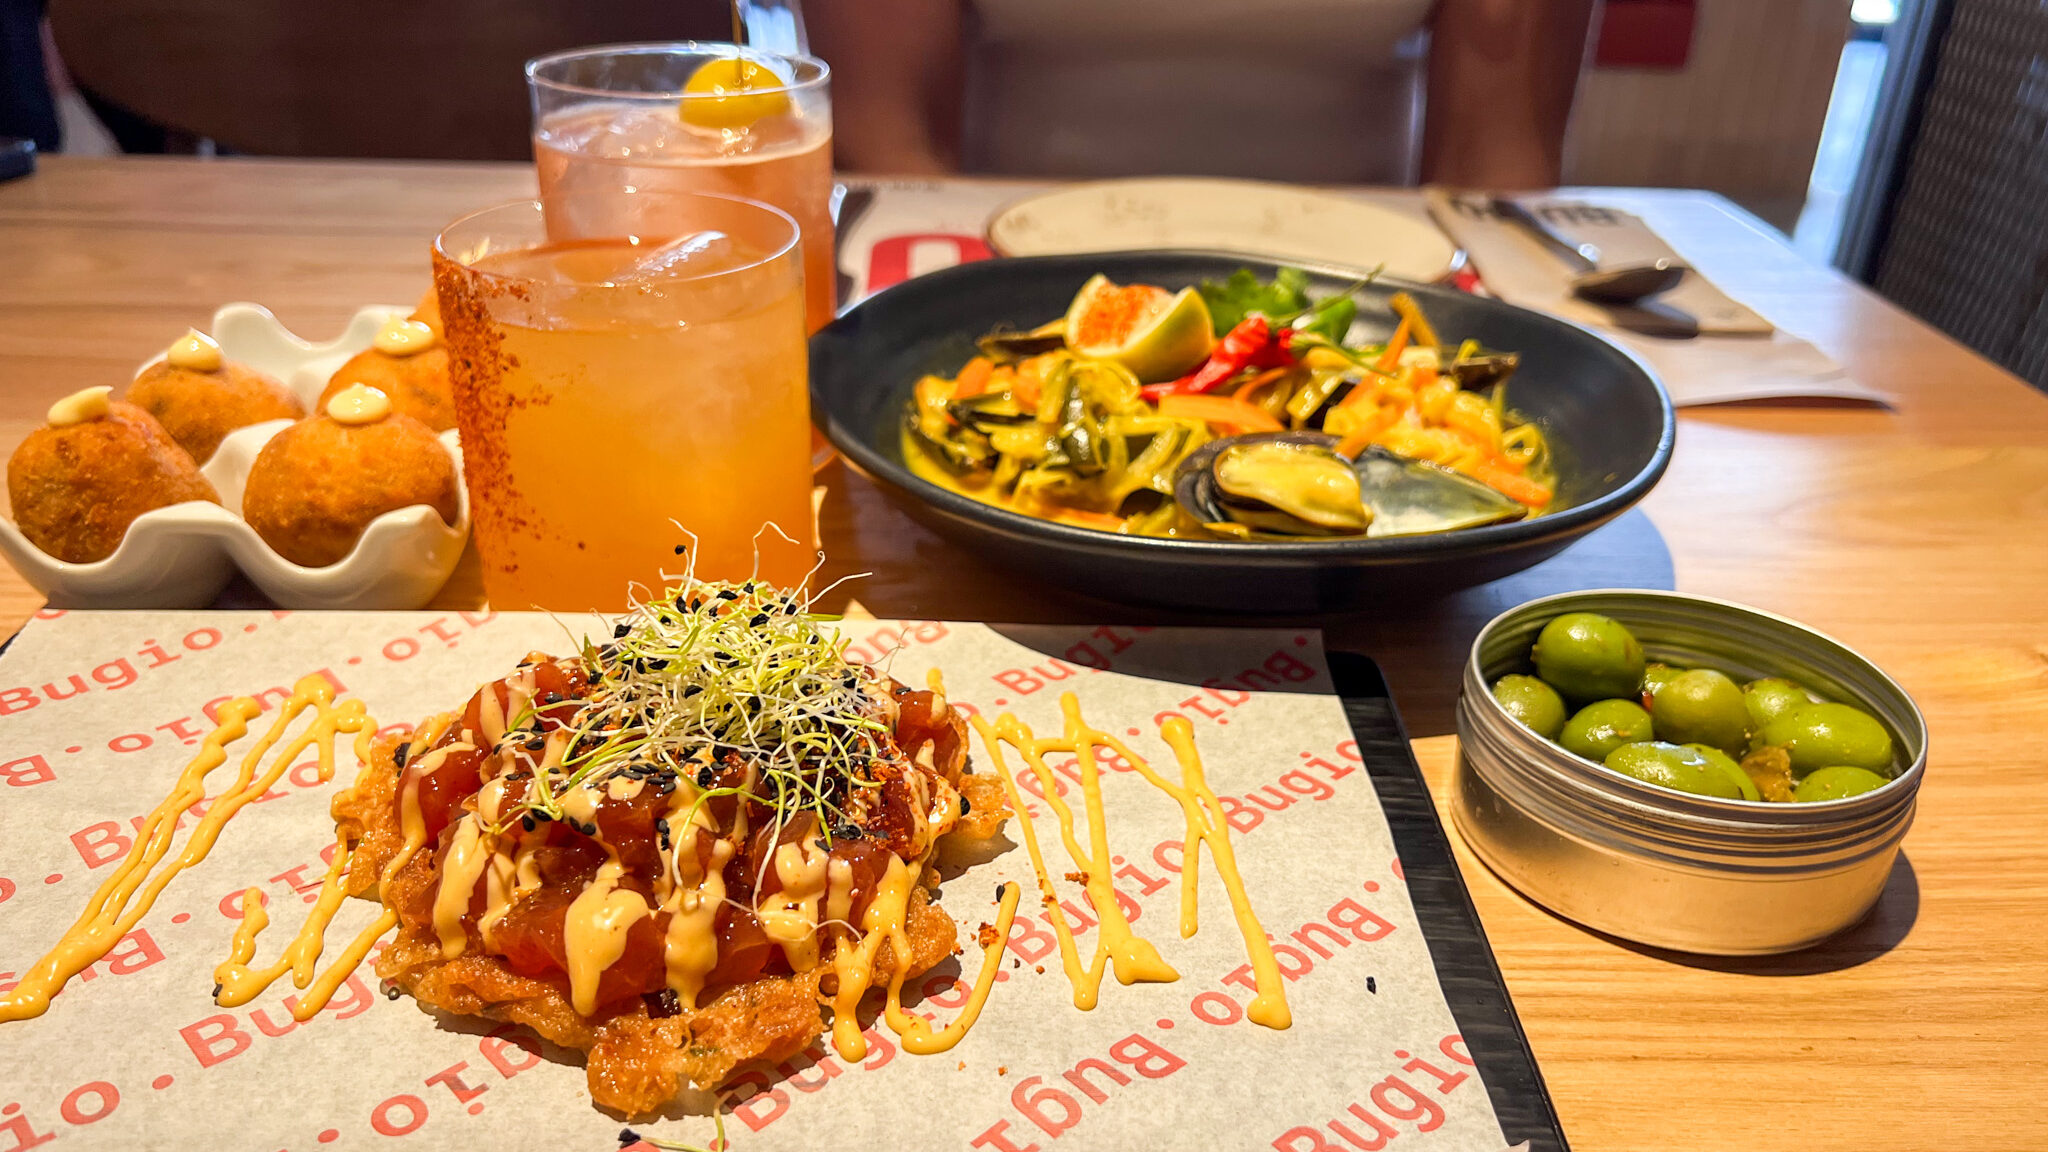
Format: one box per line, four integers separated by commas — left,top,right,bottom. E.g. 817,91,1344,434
1338,373,1382,410
1467,462,1553,508
1053,508,1126,531
1334,407,1401,458
1013,358,1045,408
1389,292,1440,350
1230,367,1292,403
1373,316,1413,375
953,356,995,399
1157,394,1284,435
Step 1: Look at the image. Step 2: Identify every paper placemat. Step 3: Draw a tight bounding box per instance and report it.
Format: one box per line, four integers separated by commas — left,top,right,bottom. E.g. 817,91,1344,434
0,610,1520,1150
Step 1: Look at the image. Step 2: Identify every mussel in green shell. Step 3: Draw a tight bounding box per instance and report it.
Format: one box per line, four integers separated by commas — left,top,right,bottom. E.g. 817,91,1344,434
1209,439,1372,536
1349,445,1528,536
1173,432,1529,539
976,322,1067,363
1444,351,1521,391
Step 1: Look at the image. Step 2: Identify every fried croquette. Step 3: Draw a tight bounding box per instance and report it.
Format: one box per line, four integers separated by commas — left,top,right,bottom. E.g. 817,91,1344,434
320,347,456,432
7,387,219,563
125,330,304,462
320,311,455,431
411,287,442,337
241,385,459,567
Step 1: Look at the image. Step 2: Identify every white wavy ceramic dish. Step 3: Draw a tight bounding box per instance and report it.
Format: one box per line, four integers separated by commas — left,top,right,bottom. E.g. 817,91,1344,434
0,302,471,609
986,177,1461,283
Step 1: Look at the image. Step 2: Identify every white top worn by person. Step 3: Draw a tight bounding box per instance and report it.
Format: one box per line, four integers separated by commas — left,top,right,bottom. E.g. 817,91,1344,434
812,0,1596,187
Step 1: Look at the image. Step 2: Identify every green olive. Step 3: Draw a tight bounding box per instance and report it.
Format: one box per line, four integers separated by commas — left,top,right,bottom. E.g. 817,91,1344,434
1792,765,1892,802
1492,674,1568,740
1532,613,1646,703
1649,668,1752,758
1603,742,1747,800
1558,699,1655,762
1743,678,1815,736
1760,702,1895,776
1639,662,1683,703
1684,743,1761,802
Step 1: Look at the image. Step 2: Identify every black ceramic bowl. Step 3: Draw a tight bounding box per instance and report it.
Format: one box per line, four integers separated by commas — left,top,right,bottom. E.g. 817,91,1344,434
811,253,1673,613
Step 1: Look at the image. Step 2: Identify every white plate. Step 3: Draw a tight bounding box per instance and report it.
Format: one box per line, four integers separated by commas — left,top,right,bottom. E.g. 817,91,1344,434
0,302,471,610
987,177,1459,282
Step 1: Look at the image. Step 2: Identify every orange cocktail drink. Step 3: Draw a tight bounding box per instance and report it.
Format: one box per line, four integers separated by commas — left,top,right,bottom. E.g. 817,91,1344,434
527,43,835,335
433,193,813,611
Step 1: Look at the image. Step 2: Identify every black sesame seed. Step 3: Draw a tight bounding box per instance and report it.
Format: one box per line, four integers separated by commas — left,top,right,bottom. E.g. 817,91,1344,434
683,684,703,698
521,814,536,832
646,988,681,1018
543,692,563,705
673,544,688,555
696,766,716,788
534,810,554,823
211,982,223,999
749,613,769,628
614,623,631,639
392,741,410,769
619,1128,642,1147
718,589,739,600
960,795,970,816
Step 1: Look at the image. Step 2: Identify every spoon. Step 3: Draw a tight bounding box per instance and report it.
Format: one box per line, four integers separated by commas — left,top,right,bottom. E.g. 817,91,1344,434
1490,197,1688,303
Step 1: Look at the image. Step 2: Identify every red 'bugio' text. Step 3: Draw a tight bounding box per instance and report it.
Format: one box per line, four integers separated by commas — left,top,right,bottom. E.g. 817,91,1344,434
1270,1035,1478,1150
970,1032,1186,1152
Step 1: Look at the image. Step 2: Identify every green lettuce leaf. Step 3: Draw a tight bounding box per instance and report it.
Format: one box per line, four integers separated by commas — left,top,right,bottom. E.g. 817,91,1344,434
1197,268,1311,335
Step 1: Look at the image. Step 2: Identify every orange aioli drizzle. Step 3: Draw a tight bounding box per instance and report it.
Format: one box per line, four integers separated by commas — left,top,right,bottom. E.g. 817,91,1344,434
970,699,1179,1011
1139,718,1291,1029
885,881,1021,1055
214,715,472,1021
828,855,914,1061
0,675,372,1023
821,666,1023,1061
969,693,1290,1030
972,715,1095,1006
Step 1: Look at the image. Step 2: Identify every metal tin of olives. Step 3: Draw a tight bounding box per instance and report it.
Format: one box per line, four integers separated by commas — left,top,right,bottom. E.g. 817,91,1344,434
1454,589,1927,955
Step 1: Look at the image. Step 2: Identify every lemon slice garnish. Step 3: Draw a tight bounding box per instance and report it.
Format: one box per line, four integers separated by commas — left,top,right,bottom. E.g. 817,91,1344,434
680,58,792,131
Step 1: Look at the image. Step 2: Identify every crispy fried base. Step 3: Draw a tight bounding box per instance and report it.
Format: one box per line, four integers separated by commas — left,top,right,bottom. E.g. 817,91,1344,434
336,734,970,1116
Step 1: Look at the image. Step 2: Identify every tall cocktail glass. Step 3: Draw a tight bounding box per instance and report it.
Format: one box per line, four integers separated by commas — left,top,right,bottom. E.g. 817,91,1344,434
527,43,835,334
432,192,814,611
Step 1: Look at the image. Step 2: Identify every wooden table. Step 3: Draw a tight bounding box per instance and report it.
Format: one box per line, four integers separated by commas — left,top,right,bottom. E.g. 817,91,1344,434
5,156,2047,1150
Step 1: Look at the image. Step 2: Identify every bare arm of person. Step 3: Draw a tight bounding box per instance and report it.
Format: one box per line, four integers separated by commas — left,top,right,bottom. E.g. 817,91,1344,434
808,0,966,174
1422,0,1597,188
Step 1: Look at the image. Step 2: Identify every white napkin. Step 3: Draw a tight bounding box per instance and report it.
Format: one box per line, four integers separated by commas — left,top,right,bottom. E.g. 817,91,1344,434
1426,188,1889,408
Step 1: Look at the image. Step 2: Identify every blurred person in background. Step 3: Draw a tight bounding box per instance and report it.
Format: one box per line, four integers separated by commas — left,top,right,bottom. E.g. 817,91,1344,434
0,0,59,152
813,0,1595,187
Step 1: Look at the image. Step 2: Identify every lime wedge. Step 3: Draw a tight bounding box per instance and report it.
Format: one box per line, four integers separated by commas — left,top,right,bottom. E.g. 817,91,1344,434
1063,274,1215,384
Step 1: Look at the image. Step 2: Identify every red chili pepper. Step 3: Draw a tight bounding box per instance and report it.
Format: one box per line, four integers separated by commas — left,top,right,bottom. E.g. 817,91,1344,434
1251,326,1296,368
1141,316,1295,400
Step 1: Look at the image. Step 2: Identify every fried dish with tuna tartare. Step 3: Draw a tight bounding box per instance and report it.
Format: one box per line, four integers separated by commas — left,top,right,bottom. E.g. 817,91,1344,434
331,578,1007,1114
